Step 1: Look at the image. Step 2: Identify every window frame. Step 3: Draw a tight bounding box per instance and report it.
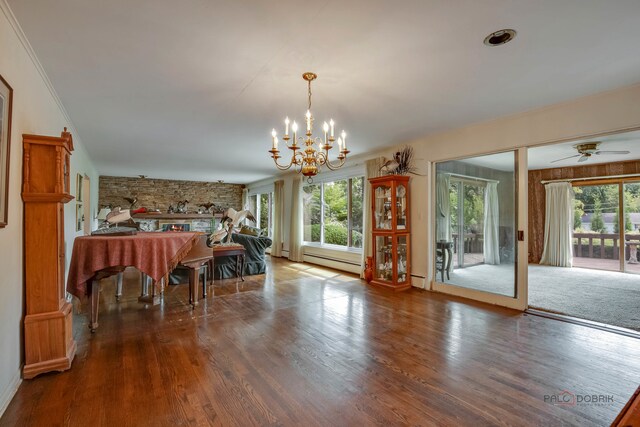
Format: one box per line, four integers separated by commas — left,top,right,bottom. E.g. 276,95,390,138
303,175,364,251
252,192,273,237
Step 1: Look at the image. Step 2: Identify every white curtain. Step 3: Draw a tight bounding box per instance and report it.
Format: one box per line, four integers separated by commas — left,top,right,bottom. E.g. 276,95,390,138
288,176,305,262
361,157,384,278
483,182,500,265
436,173,451,242
271,180,284,257
241,188,248,210
540,182,574,267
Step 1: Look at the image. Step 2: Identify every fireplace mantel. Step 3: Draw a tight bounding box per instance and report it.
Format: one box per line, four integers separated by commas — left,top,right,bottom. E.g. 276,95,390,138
133,213,222,233
133,213,222,220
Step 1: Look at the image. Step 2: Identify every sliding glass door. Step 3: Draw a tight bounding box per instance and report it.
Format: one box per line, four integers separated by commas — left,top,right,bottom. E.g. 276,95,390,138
573,184,620,272
450,179,486,269
573,180,640,274
433,150,526,309
624,182,640,274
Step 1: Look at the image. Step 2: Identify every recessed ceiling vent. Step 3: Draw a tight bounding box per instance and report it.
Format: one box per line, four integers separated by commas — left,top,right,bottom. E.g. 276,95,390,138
483,29,517,46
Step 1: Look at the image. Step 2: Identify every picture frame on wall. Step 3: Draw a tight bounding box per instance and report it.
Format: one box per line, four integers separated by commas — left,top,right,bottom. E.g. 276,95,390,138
76,204,83,232
76,173,83,202
0,74,13,228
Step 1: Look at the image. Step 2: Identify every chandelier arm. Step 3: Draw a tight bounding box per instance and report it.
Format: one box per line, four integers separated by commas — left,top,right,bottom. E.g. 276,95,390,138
324,155,347,171
272,157,294,171
315,151,327,165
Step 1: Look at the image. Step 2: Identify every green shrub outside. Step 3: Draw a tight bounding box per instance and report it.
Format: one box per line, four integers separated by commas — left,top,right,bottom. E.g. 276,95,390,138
304,223,362,247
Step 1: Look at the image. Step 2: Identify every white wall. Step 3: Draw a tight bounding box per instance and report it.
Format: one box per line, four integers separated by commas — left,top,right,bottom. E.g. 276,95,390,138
253,82,640,286
0,1,99,416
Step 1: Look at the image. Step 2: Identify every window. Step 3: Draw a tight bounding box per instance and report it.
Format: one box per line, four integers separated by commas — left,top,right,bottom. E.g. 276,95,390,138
303,184,321,242
248,192,273,236
303,176,364,249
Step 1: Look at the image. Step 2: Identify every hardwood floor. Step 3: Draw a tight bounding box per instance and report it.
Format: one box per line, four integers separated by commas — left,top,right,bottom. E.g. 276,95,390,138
2,257,640,426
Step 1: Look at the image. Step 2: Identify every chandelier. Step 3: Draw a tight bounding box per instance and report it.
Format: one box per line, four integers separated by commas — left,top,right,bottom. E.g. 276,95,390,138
269,72,349,182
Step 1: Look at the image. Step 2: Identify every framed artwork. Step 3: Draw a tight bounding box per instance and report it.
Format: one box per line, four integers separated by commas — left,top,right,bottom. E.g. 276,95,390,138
76,173,83,202
0,74,13,228
76,204,84,232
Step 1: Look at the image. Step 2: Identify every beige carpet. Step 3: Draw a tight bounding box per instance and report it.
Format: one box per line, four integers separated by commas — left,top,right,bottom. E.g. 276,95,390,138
443,264,640,331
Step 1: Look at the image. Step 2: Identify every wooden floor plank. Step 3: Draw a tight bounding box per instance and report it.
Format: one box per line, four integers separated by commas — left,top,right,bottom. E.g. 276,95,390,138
2,257,640,426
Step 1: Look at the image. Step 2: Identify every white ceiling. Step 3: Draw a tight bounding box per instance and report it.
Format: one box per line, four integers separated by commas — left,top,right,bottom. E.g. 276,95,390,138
8,0,640,183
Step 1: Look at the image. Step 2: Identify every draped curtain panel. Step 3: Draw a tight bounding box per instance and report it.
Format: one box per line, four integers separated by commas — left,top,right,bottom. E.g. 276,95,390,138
436,173,451,242
483,182,501,265
271,180,284,257
361,157,384,278
540,182,574,267
288,176,305,262
241,188,248,210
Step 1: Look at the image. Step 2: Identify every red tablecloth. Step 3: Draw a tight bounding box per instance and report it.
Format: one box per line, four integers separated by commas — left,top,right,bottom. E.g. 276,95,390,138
67,232,200,299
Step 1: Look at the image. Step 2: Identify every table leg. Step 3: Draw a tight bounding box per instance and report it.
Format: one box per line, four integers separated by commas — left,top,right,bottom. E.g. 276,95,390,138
138,273,161,305
115,272,123,301
446,247,452,280
90,280,100,333
202,265,207,298
140,273,149,297
239,254,245,281
189,267,199,307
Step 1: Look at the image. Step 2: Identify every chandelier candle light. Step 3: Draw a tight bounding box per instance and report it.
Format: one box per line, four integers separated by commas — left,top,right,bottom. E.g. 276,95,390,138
269,72,349,182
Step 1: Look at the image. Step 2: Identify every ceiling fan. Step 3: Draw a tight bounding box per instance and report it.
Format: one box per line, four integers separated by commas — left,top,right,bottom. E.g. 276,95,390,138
551,142,630,164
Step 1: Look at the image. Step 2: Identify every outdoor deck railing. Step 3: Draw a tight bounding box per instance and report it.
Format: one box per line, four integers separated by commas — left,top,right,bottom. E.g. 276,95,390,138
451,232,640,261
573,232,640,260
452,233,483,254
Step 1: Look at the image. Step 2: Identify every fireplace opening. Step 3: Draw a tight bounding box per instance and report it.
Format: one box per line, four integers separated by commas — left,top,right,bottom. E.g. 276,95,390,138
162,223,191,232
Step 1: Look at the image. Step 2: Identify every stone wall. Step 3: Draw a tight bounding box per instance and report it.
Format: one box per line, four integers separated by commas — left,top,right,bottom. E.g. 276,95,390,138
98,176,244,213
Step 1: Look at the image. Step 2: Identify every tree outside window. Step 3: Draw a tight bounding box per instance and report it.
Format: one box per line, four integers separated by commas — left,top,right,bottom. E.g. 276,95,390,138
249,192,273,236
303,176,364,249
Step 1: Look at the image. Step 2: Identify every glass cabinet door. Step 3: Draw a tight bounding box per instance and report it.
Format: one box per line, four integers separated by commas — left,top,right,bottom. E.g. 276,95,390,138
373,184,393,230
396,235,409,283
375,235,394,281
396,184,407,230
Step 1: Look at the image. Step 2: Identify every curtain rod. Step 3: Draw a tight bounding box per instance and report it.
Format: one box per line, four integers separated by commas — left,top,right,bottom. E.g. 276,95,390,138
446,172,499,184
541,173,640,184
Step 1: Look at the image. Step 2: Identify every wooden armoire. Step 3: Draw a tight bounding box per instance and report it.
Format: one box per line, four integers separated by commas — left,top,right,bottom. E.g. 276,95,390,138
22,128,77,379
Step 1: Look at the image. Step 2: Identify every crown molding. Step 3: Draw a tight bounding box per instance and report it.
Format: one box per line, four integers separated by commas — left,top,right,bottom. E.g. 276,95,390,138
0,0,91,160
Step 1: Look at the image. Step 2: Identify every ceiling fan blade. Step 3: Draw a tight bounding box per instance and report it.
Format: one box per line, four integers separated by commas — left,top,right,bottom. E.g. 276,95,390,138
594,150,631,155
577,155,589,163
550,154,580,163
